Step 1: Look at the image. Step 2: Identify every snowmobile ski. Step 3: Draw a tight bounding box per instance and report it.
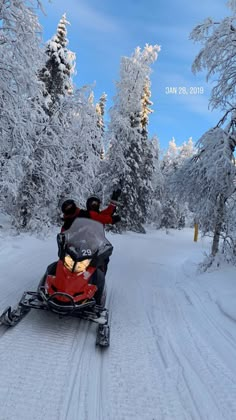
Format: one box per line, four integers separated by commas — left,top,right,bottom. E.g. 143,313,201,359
0,305,31,327
96,324,110,347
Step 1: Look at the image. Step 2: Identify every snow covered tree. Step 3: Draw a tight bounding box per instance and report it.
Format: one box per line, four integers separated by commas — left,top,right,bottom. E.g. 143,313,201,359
0,0,47,218
103,44,160,233
188,2,236,258
14,84,105,231
161,139,180,229
13,100,72,231
148,137,164,226
96,93,107,159
96,93,106,133
39,13,75,111
10,13,78,230
178,137,195,162
162,138,179,170
140,78,153,135
137,78,156,222
88,91,94,105
58,88,104,207
173,127,236,255
161,138,196,229
138,140,156,223
190,2,236,119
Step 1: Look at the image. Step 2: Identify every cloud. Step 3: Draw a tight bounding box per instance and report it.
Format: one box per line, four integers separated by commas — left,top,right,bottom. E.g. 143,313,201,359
47,0,120,33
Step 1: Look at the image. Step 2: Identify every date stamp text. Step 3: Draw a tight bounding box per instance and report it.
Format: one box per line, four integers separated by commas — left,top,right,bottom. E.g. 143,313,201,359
165,86,204,95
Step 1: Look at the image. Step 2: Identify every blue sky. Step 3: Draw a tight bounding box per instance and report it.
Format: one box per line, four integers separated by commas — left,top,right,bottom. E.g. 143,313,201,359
38,0,230,150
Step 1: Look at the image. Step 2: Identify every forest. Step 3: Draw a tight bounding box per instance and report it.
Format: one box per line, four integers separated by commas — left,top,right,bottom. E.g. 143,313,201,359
0,0,235,264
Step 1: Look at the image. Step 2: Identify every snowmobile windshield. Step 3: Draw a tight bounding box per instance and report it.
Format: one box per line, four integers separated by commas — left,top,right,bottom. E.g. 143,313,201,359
63,217,113,258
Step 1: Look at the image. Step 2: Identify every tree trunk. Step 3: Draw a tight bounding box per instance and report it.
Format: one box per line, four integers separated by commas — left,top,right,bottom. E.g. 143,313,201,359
211,194,225,256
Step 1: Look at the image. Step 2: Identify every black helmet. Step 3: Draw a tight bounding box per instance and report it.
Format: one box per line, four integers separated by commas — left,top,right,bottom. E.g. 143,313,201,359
86,196,101,212
61,199,76,215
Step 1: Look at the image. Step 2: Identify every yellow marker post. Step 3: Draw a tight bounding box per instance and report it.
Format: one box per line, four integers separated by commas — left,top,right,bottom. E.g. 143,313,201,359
194,223,199,242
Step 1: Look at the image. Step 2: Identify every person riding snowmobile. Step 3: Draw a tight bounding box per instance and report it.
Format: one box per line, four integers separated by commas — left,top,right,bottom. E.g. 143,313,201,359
61,190,121,232
60,190,121,306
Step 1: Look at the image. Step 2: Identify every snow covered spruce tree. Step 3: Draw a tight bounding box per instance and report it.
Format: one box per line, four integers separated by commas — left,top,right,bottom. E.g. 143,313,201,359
148,137,164,227
190,1,236,140
0,0,48,220
0,7,77,231
180,1,236,258
13,13,78,231
96,93,107,132
160,138,179,229
58,88,104,208
15,85,104,231
173,127,236,256
13,98,72,231
138,77,157,223
11,12,76,231
103,44,160,233
190,1,236,119
39,13,75,112
96,93,107,159
160,138,195,229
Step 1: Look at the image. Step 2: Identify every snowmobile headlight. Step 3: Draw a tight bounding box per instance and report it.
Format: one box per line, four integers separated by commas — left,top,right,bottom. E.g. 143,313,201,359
64,255,75,272
64,255,91,273
74,259,91,273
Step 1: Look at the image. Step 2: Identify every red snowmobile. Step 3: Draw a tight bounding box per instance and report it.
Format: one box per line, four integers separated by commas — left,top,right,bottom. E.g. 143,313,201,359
0,218,113,347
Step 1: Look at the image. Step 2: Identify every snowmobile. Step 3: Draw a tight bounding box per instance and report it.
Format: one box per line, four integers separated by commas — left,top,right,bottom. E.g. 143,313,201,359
0,218,113,347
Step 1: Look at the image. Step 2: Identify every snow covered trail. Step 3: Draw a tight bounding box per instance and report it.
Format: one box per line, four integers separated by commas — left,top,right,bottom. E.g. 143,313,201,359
0,228,236,420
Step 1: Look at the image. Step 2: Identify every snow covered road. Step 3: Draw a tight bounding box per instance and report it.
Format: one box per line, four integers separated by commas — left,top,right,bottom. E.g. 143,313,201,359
0,228,236,420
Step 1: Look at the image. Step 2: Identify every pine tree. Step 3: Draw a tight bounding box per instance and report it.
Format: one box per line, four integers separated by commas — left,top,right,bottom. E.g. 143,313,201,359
187,2,236,259
161,138,196,229
173,127,236,255
12,12,77,230
160,139,179,229
13,97,69,231
39,13,75,111
190,2,236,119
146,137,164,225
138,78,156,221
0,0,47,219
141,78,153,135
59,89,104,207
96,93,107,159
96,93,106,132
104,44,160,232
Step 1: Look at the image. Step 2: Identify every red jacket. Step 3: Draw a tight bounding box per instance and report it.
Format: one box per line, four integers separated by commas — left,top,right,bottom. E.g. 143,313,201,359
61,203,116,232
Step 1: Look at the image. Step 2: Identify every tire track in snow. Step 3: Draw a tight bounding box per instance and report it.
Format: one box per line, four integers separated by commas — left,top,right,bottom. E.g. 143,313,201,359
60,281,116,420
155,284,218,419
158,276,236,420
191,288,236,353
144,285,203,420
59,320,105,420
167,340,204,420
179,310,236,420
101,263,192,420
0,312,90,420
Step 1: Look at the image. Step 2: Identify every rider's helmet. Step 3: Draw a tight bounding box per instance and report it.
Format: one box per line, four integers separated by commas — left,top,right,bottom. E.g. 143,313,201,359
86,196,101,212
61,199,76,215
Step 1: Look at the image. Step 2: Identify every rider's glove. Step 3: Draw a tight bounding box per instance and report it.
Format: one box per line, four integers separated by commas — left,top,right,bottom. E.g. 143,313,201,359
112,215,121,224
110,189,121,204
